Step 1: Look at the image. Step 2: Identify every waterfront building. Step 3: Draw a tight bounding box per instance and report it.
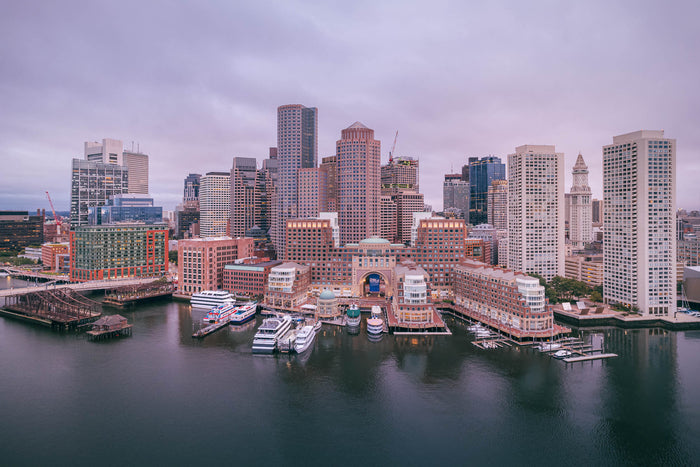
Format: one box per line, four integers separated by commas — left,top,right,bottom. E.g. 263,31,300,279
0,210,44,253
603,130,676,316
184,173,201,202
264,262,311,309
337,122,381,245
230,157,259,237
569,154,592,250
381,157,419,195
467,156,506,226
443,173,469,221
678,238,700,266
316,289,340,319
487,179,508,231
41,242,69,271
275,104,318,258
507,145,565,281
177,236,254,295
564,254,604,287
88,194,162,225
468,224,498,265
392,261,435,325
453,259,558,341
222,259,282,297
70,159,129,228
199,172,231,237
70,223,168,282
298,168,321,219
410,212,433,246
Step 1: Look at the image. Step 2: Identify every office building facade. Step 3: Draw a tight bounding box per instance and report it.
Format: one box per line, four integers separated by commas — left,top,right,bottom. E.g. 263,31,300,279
468,156,505,226
199,172,231,237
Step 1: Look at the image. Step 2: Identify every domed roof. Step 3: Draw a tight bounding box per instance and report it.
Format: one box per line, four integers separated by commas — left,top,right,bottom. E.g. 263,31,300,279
359,237,390,245
319,289,336,300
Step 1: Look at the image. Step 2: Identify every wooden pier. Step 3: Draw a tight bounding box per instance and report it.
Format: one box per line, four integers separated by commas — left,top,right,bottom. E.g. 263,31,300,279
192,319,229,338
1,288,101,330
103,280,174,308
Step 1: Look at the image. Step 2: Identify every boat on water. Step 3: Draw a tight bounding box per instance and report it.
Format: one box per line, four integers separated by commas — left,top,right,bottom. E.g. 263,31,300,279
367,306,384,335
538,342,562,352
191,290,234,309
294,325,316,353
553,349,572,359
467,324,485,332
252,315,293,353
203,300,238,323
346,304,361,327
229,301,258,325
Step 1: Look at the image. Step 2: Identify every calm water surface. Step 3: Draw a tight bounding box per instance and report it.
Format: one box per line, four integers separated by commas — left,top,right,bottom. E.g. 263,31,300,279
1,277,699,466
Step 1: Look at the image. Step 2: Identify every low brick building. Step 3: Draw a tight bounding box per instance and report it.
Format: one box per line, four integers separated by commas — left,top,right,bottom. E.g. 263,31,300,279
223,259,282,297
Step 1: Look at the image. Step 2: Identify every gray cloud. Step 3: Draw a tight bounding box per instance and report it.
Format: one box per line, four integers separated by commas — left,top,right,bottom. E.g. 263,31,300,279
1,0,698,213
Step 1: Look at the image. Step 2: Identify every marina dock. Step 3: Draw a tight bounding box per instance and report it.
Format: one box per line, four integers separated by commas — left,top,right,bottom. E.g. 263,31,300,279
563,353,618,363
192,319,229,338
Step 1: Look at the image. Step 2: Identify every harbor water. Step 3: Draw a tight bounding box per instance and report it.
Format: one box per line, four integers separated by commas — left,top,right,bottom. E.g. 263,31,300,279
1,277,699,465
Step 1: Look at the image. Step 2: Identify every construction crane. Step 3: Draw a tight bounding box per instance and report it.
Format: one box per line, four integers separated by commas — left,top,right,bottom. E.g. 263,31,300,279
389,130,399,163
45,191,63,234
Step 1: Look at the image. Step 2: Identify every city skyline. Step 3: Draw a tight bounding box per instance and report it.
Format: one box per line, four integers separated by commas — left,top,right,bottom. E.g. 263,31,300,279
1,1,699,212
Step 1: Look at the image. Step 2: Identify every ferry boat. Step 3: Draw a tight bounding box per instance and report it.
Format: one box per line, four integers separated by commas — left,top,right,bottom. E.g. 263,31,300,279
367,305,384,335
203,300,238,323
252,315,293,353
346,304,361,327
313,320,322,333
228,301,258,325
294,325,316,354
191,290,234,309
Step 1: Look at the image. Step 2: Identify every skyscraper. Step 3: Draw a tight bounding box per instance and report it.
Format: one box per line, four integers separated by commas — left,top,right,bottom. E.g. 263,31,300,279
275,104,318,258
70,159,128,228
381,157,419,194
230,157,259,237
84,139,149,194
568,153,592,249
487,179,508,231
468,156,505,225
443,173,469,220
507,145,564,281
258,149,278,238
337,122,380,244
298,168,320,219
122,151,149,194
184,173,201,202
603,130,676,317
319,156,338,212
199,172,230,237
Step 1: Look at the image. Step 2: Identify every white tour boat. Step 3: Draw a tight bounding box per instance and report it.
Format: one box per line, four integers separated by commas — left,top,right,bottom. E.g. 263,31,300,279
229,301,258,325
191,290,234,309
367,305,384,335
346,304,361,327
203,300,237,323
294,325,316,354
252,315,293,353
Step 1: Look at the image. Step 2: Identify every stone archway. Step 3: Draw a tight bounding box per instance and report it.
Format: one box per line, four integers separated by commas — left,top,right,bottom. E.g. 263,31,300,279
358,271,390,298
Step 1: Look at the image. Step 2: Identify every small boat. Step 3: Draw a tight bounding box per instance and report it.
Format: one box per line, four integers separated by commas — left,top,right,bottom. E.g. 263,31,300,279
313,320,322,333
553,350,572,359
367,305,384,335
538,342,562,352
346,304,361,327
229,301,258,325
252,315,293,353
203,300,237,323
294,325,316,354
191,290,234,309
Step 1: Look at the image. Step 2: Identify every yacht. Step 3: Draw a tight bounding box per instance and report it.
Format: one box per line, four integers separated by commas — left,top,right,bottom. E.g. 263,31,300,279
252,315,293,353
229,302,258,325
367,305,384,335
346,304,361,327
553,350,572,359
294,325,316,354
191,290,234,309
203,300,237,323
538,342,562,352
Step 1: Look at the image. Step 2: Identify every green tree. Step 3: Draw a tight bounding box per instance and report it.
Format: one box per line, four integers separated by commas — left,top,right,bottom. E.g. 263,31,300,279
168,250,178,265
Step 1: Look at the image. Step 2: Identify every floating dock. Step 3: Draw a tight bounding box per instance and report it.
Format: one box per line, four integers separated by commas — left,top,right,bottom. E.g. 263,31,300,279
563,353,618,363
192,319,229,338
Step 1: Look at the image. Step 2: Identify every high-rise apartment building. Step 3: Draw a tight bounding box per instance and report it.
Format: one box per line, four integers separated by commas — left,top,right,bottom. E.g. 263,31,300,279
603,130,676,317
319,156,338,212
275,104,318,258
184,173,201,202
507,145,564,281
229,157,259,237
298,168,321,219
468,156,505,226
569,153,592,249
337,122,381,245
487,179,508,231
380,195,397,242
443,173,469,220
199,172,231,237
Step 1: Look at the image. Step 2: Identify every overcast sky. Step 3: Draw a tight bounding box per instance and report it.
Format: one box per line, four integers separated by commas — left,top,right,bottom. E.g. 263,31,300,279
1,0,699,213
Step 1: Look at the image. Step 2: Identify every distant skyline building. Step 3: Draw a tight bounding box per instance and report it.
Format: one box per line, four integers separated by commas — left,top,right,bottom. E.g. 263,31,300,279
70,159,129,228
381,157,419,195
88,194,162,225
298,168,321,219
199,172,231,237
487,179,508,231
568,153,592,249
337,122,380,245
229,157,259,238
184,173,201,202
275,104,318,258
603,130,676,317
84,138,148,194
591,198,603,224
468,156,505,226
507,145,565,281
319,155,338,212
442,173,469,220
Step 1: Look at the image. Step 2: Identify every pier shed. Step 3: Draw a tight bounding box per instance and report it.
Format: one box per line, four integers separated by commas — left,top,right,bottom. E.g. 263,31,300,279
87,314,132,341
